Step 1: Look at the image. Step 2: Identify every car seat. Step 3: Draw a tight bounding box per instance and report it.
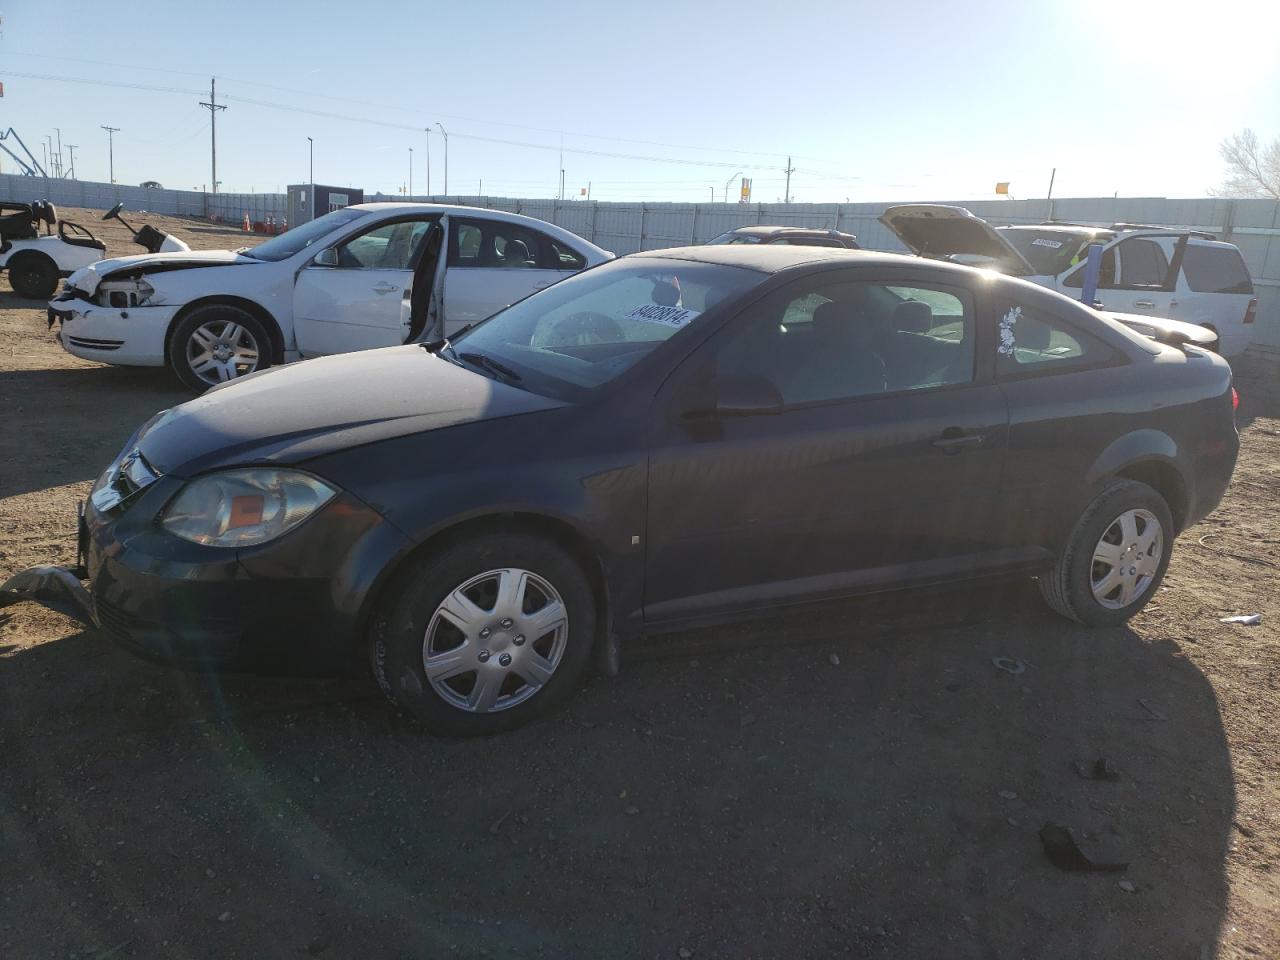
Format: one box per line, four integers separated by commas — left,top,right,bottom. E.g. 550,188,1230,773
781,300,887,403
502,238,533,268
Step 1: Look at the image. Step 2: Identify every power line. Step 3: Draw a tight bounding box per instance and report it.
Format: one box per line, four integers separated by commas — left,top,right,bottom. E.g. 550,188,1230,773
4,70,807,174
1,52,812,162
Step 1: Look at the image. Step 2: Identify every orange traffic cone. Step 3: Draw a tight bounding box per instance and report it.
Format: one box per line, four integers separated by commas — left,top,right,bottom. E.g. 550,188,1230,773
242,212,250,231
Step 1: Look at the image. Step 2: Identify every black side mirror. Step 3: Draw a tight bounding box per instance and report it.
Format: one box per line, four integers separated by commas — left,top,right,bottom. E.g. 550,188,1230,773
683,374,783,419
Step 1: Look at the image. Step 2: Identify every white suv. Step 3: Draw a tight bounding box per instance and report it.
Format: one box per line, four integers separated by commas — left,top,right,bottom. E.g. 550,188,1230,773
881,205,1258,357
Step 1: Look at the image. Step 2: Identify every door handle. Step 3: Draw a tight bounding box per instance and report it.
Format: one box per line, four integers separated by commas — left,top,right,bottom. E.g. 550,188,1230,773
1134,299,1155,309
533,281,553,289
1169,299,1179,307
932,429,984,454
373,282,399,295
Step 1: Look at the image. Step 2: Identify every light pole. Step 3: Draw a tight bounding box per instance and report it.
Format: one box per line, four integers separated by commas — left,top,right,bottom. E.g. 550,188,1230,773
436,123,448,196
409,147,413,199
723,170,742,204
307,136,313,187
101,126,120,184
423,128,431,197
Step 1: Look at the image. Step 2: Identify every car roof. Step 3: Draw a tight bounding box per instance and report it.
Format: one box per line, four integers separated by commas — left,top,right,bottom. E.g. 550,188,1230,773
630,245,923,274
1001,224,1108,237
346,202,609,253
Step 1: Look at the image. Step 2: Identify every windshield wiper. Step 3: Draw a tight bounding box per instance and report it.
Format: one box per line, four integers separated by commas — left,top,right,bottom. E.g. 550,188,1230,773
459,351,522,383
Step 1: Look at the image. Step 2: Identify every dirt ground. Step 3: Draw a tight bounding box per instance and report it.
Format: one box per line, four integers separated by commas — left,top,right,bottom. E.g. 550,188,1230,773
1,208,1278,959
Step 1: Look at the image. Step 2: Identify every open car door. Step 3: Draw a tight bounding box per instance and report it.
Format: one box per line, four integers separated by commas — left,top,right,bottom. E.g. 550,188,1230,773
402,215,448,343
880,204,1036,276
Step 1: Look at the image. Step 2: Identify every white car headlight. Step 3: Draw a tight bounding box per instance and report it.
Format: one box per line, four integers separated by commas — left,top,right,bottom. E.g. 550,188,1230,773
161,468,337,547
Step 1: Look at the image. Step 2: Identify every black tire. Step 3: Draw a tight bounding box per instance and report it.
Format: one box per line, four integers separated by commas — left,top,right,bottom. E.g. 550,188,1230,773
1039,478,1174,627
7,253,60,299
369,532,597,736
167,304,271,392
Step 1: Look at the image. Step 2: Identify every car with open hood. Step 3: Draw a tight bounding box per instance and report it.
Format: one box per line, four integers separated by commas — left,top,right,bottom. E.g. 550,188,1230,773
47,202,612,390
4,244,1238,735
880,204,1257,357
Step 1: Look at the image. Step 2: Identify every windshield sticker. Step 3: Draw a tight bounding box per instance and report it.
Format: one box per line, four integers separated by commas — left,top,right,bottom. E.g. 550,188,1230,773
1031,238,1064,249
998,306,1021,355
623,304,700,328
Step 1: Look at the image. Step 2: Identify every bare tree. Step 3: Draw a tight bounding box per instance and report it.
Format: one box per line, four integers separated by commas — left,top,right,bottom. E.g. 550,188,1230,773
1212,129,1280,199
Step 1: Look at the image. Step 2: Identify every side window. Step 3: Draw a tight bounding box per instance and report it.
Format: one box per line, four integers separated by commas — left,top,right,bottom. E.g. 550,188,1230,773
548,237,587,271
1182,244,1254,294
1114,238,1169,288
453,223,483,266
715,279,976,406
1063,238,1170,290
448,219,542,268
995,300,1120,377
489,224,543,269
337,220,430,270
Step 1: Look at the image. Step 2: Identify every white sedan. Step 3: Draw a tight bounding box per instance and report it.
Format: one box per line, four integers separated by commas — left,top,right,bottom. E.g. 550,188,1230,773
48,203,612,390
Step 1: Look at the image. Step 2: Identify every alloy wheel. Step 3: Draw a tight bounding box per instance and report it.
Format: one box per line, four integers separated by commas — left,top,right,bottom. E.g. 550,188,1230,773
422,568,569,713
186,319,261,385
1090,508,1163,609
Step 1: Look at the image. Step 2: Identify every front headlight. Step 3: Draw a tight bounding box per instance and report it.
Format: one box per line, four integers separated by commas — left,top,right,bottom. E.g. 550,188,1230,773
161,468,337,547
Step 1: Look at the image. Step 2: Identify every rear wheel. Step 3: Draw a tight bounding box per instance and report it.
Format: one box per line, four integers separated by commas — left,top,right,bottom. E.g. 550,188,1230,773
8,253,60,299
167,304,270,391
1039,478,1173,627
369,533,596,736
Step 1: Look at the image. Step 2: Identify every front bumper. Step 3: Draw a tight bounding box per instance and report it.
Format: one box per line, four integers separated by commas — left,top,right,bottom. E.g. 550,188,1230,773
48,299,176,367
2,480,412,673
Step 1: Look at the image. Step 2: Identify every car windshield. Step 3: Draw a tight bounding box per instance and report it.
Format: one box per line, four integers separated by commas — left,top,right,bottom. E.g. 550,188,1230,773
241,208,368,262
706,231,763,245
999,228,1094,276
446,258,763,400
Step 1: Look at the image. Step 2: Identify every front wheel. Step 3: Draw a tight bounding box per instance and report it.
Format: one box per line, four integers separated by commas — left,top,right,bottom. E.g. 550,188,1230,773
167,304,270,391
1039,478,1173,627
369,533,597,735
8,254,60,299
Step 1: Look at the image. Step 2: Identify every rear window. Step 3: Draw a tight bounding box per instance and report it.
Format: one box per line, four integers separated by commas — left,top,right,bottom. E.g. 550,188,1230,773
707,231,763,245
1182,244,1254,294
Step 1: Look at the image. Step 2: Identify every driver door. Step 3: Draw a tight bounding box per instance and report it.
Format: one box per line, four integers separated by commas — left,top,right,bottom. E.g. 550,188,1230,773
293,216,438,357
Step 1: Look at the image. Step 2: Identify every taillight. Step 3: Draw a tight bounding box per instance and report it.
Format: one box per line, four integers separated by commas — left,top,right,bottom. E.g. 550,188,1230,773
1232,387,1240,411
1243,298,1257,324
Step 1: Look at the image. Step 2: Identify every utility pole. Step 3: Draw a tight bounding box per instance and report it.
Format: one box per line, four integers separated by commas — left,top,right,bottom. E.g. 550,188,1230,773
436,123,448,196
100,126,119,183
423,128,431,197
409,147,413,199
54,127,63,178
307,136,313,187
199,77,227,194
784,156,795,204
65,144,77,179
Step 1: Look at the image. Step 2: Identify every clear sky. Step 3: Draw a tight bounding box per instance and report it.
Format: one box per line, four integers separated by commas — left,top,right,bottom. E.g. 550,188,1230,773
3,0,1278,203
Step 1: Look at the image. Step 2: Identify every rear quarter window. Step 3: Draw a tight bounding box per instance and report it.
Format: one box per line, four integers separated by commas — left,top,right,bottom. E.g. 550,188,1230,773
1181,244,1254,294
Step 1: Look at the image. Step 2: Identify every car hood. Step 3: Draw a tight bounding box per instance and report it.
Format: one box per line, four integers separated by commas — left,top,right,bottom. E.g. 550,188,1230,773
66,249,254,294
879,204,1036,276
133,346,568,476
1105,311,1219,348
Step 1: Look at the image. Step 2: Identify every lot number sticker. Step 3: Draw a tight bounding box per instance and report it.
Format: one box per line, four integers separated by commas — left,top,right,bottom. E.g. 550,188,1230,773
623,304,700,328
1031,238,1064,249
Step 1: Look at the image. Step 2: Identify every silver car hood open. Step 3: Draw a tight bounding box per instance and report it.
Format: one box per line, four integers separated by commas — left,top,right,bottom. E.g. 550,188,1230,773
879,204,1036,276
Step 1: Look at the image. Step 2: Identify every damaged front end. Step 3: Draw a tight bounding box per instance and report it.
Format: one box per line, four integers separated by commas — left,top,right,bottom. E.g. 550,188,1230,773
48,275,158,329
0,505,95,628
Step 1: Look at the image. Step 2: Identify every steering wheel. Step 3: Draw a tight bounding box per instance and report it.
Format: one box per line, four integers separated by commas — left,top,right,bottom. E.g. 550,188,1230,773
543,311,624,347
103,202,124,222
